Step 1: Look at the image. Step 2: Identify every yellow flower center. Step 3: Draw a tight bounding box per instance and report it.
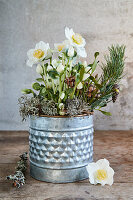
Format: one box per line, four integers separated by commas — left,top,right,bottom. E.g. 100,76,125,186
96,169,107,181
33,49,44,59
72,33,83,45
58,45,65,51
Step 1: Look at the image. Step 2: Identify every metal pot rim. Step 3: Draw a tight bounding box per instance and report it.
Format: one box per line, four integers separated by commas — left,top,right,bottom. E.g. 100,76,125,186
31,113,93,118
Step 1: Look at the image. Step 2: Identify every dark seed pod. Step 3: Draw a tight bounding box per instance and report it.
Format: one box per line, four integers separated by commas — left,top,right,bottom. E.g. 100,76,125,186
112,84,120,103
88,84,94,92
95,74,98,79
65,76,75,88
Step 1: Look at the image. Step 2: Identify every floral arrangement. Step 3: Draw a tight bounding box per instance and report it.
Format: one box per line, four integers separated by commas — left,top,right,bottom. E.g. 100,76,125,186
19,27,125,120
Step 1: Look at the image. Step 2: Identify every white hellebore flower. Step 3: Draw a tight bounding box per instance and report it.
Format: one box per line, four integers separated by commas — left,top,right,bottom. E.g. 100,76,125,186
27,41,50,67
82,73,89,81
56,63,64,73
67,46,74,57
65,27,87,58
77,82,83,89
54,42,66,52
86,159,114,186
60,92,65,100
47,65,53,71
36,64,43,74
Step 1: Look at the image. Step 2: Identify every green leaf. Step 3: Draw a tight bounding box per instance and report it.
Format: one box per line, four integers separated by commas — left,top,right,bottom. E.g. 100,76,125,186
91,59,97,74
21,89,33,94
94,52,99,58
89,53,99,74
99,110,112,116
73,50,77,57
80,66,85,81
36,78,43,82
89,76,102,89
76,73,80,82
41,87,46,94
74,63,82,72
32,82,41,91
48,70,59,79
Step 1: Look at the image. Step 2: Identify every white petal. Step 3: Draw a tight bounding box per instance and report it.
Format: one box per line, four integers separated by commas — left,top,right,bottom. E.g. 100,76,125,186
96,159,110,168
52,59,58,68
82,73,89,81
106,176,114,186
85,67,91,73
83,61,87,67
57,63,64,73
27,49,34,58
65,27,74,40
36,64,43,74
60,92,65,99
106,166,115,185
54,43,60,50
26,60,34,67
80,37,86,47
86,163,99,185
67,46,74,57
77,82,83,89
35,41,49,50
47,65,53,71
77,48,87,58
59,103,64,109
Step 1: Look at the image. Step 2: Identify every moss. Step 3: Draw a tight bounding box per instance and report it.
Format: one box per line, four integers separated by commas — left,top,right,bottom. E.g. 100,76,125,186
18,96,92,120
65,97,91,116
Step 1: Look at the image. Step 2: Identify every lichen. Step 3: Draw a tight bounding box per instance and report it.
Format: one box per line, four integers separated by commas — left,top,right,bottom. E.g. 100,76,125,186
65,97,91,116
18,96,92,121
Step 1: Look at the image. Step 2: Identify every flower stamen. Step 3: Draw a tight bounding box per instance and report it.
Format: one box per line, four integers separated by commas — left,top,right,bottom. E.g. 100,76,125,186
72,33,83,45
58,45,65,51
96,169,107,181
33,49,44,59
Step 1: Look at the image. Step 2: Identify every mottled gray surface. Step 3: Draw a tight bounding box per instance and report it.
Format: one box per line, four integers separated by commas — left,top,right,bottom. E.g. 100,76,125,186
0,0,133,130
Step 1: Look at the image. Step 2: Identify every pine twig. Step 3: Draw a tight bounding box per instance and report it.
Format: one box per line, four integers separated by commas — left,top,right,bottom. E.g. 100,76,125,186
6,152,28,188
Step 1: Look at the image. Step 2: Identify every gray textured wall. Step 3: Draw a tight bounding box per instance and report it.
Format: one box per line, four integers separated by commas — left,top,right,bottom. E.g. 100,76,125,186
0,0,133,130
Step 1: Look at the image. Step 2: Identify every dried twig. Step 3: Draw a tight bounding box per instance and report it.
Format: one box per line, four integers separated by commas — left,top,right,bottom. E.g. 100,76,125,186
6,152,28,188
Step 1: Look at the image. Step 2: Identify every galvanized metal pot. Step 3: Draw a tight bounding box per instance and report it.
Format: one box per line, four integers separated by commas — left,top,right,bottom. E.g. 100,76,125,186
29,115,94,183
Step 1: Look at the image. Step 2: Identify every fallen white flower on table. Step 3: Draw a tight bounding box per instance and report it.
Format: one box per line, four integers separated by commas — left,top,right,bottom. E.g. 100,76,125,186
86,159,114,186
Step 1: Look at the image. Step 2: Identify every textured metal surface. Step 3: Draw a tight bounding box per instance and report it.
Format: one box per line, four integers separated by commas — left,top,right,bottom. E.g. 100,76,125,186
29,115,94,182
30,163,89,183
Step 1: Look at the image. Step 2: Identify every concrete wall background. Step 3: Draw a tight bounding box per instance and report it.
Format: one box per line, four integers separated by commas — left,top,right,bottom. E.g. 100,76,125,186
0,0,133,130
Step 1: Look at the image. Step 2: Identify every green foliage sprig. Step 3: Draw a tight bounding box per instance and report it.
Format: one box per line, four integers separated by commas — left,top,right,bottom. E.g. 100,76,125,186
90,45,125,113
